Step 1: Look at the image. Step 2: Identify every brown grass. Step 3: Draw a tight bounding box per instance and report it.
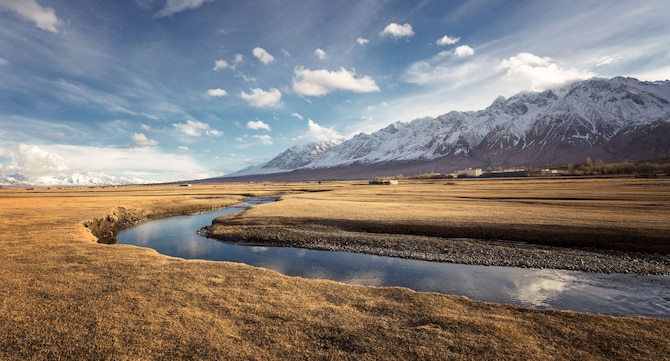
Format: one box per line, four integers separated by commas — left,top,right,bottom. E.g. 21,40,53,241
220,177,670,253
0,180,669,360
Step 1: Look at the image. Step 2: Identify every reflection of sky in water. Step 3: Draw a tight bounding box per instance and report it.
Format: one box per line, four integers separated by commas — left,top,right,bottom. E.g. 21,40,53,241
512,271,577,307
117,200,670,319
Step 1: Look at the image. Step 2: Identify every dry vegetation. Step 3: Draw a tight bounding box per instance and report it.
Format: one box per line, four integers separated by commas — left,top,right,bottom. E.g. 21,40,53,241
0,179,669,360
214,177,670,253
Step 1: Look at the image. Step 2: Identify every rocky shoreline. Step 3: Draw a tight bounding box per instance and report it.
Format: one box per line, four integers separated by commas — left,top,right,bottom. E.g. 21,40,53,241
202,224,670,275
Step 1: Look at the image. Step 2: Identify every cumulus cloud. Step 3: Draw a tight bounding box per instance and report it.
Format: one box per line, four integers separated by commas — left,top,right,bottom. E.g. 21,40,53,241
356,37,369,45
454,45,475,57
240,88,282,108
498,52,595,90
213,59,230,71
305,119,343,142
1,143,220,184
292,67,380,96
129,133,158,147
314,48,327,60
436,35,460,46
0,0,62,33
10,144,69,177
246,120,271,131
380,23,414,38
206,88,228,97
252,47,275,64
252,134,272,145
172,120,223,136
154,0,213,18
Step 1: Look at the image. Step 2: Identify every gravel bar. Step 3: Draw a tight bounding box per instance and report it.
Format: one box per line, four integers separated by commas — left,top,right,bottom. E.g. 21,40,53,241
202,224,670,275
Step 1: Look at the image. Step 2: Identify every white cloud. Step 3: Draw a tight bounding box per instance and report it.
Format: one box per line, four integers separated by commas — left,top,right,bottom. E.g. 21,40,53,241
314,48,327,60
0,57,8,66
141,124,152,131
498,52,595,91
305,119,343,142
292,67,380,96
246,120,271,131
178,146,189,151
172,120,223,136
252,135,272,145
129,133,158,147
436,35,460,46
454,45,475,57
380,23,414,38
356,37,369,45
591,55,620,67
281,49,291,57
45,144,218,182
291,113,304,121
154,0,213,18
0,0,62,33
240,88,282,108
233,53,244,64
252,47,275,64
213,59,230,71
10,144,69,177
206,88,228,97
236,72,256,83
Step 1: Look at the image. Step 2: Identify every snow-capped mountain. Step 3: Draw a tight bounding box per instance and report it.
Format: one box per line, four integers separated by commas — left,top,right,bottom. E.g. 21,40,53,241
0,172,149,187
227,77,670,180
230,139,343,176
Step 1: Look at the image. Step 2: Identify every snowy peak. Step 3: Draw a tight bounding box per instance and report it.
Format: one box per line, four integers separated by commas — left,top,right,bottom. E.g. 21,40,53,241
0,172,149,187
228,139,342,176
231,77,670,178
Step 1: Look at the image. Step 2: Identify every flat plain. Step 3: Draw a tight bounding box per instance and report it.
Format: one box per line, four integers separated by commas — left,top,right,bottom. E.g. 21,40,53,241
1,178,669,360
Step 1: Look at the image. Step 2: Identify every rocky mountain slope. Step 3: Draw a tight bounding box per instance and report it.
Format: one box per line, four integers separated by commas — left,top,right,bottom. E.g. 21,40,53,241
229,76,670,180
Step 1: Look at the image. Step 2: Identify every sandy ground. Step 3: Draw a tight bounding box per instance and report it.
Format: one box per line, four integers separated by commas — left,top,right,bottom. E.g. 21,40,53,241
1,181,669,360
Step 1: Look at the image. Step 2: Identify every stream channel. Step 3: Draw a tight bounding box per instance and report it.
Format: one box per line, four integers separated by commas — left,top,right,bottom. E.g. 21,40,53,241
117,197,670,319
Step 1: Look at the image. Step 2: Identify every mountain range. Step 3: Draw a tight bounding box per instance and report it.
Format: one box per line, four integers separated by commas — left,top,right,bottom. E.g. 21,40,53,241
226,76,670,181
0,172,148,188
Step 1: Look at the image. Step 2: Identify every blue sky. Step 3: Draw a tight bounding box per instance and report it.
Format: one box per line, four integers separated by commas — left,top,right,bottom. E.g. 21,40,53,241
1,0,669,183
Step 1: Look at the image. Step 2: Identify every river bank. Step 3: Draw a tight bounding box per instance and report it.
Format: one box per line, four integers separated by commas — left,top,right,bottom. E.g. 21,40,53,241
204,178,670,276
202,223,670,275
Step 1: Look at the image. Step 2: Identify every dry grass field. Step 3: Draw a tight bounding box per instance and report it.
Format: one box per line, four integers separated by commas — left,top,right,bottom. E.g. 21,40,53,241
216,177,670,253
1,179,669,360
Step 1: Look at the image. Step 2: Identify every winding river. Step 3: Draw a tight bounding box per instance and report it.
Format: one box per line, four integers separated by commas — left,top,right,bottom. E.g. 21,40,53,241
117,197,670,319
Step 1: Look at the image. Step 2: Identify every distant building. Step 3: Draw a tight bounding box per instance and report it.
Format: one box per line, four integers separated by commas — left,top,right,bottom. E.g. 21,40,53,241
541,169,564,176
465,168,483,177
369,179,399,185
451,168,483,178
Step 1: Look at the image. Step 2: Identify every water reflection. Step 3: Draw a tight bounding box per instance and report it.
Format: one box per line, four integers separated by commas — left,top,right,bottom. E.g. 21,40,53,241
512,271,578,307
117,199,670,319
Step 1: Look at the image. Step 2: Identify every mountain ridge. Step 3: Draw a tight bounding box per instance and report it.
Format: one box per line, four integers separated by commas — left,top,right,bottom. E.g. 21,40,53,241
227,76,670,180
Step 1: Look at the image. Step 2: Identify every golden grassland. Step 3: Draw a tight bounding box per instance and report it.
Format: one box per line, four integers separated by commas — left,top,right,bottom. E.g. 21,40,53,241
0,179,669,360
218,177,670,253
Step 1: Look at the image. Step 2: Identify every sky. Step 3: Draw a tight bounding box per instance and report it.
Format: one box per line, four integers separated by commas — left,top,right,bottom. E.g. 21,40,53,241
1,0,669,183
